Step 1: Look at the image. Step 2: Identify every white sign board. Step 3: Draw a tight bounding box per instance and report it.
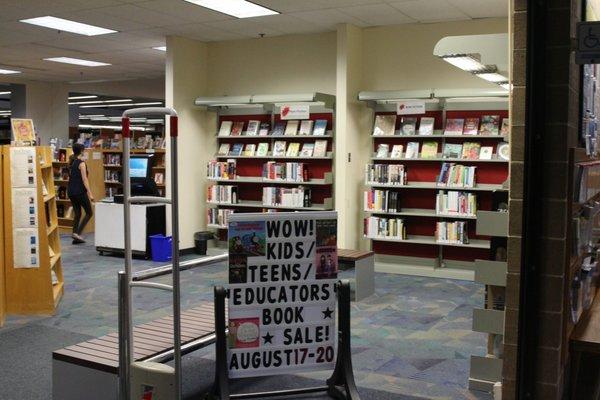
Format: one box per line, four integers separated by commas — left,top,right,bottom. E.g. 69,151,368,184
576,22,600,64
280,104,310,120
227,212,338,378
396,100,425,115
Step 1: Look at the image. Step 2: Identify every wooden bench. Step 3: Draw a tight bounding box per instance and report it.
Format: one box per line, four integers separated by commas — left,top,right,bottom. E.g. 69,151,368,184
338,249,375,301
52,303,216,400
570,293,600,399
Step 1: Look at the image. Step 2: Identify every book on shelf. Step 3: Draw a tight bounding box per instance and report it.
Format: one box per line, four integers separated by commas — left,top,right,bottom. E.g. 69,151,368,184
364,216,406,240
313,140,328,157
437,163,476,188
262,186,311,207
442,143,462,159
444,118,464,135
421,141,437,159
390,145,403,158
479,146,493,160
461,142,481,159
284,120,299,136
299,143,314,157
479,115,500,135
256,143,269,156
272,121,286,136
463,118,479,135
313,119,328,136
273,141,287,156
154,172,164,185
497,142,510,160
299,120,314,136
246,120,260,136
207,159,237,179
218,121,233,136
364,189,401,212
218,143,231,156
243,144,256,156
435,221,469,244
263,162,307,182
230,143,244,156
405,142,419,159
207,208,234,227
373,115,396,136
104,170,122,182
286,142,300,157
418,117,435,135
207,184,238,204
399,117,417,136
231,121,244,136
104,153,122,165
375,144,389,158
500,118,509,136
436,190,477,216
365,164,406,185
259,122,270,136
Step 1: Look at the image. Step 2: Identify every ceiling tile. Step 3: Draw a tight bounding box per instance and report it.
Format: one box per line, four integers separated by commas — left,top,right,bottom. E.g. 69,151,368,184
251,14,330,35
203,19,284,38
134,0,234,23
340,3,415,26
165,23,246,42
290,9,369,28
55,8,150,31
389,0,470,22
447,0,508,18
91,4,184,27
251,0,332,13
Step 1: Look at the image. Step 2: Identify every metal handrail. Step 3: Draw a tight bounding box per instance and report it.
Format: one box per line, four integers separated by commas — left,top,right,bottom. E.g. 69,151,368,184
132,253,228,282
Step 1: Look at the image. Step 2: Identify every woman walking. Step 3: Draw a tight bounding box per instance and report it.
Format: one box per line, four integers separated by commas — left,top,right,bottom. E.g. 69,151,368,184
68,143,94,244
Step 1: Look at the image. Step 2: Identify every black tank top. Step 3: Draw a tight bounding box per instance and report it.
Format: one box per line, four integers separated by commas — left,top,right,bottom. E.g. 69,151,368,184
67,159,86,196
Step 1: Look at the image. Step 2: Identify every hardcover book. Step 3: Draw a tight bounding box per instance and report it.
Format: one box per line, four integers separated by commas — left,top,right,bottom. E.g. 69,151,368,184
462,142,481,159
230,143,244,156
299,120,314,136
313,140,328,157
246,120,260,136
286,142,300,157
218,121,233,136
390,144,403,158
313,119,328,135
500,118,509,136
479,146,493,160
444,118,464,135
442,143,462,159
418,117,435,135
375,144,389,158
405,142,419,159
271,121,286,136
243,144,256,156
284,120,299,136
400,117,417,135
373,115,396,136
273,141,287,156
463,118,480,135
480,115,500,135
218,143,231,156
256,142,269,156
231,121,244,136
299,143,315,157
259,122,270,136
421,141,438,159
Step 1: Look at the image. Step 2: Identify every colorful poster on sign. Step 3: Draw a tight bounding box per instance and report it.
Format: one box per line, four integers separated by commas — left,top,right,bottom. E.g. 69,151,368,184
227,212,338,378
280,104,310,120
396,100,426,115
11,118,35,145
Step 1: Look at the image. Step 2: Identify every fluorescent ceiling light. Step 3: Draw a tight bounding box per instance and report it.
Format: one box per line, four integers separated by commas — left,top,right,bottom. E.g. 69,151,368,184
69,99,133,105
440,54,487,72
183,0,278,18
69,95,98,100
44,57,110,67
153,46,166,51
0,68,20,74
0,91,10,95
20,16,117,36
475,72,508,83
79,101,163,108
79,124,147,131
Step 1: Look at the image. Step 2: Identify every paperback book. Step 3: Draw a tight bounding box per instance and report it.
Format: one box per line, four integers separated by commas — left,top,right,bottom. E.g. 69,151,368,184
243,144,256,156
256,142,269,156
479,146,493,160
480,115,500,135
284,120,299,136
246,120,260,136
405,142,419,159
218,143,231,156
299,120,314,136
373,115,396,136
299,143,314,157
399,117,417,136
313,140,328,157
376,144,389,158
272,121,286,136
442,143,462,159
218,121,233,137
444,118,464,135
421,141,438,159
286,142,300,157
230,121,244,136
500,118,509,136
390,144,403,158
273,141,287,156
463,118,479,135
259,122,270,136
313,119,328,136
230,143,244,156
418,117,435,135
462,142,481,159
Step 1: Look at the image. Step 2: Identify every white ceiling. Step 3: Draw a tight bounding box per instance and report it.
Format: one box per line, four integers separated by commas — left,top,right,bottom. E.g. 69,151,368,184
0,0,508,83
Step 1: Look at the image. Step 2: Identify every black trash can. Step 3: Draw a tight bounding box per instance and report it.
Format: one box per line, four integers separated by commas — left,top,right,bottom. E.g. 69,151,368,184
194,231,214,255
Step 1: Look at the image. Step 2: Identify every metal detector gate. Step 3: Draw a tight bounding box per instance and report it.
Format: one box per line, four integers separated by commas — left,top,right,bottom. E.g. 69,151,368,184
118,107,182,400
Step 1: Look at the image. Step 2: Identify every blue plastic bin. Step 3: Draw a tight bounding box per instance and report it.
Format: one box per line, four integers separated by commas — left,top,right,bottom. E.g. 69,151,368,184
149,234,172,262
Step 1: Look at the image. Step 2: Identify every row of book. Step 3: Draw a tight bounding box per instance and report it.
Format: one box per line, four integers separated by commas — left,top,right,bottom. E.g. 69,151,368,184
262,187,312,208
373,115,508,136
364,189,401,213
437,163,476,188
364,164,407,185
207,160,237,179
436,191,477,216
218,119,328,137
435,221,469,244
207,208,234,227
207,185,238,204
104,153,122,166
105,170,122,182
374,141,509,161
218,140,328,157
105,187,120,199
363,216,406,240
263,162,309,182
54,166,70,181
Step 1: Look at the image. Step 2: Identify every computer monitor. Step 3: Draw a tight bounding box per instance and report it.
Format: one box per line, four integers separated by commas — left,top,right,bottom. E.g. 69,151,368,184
129,156,151,179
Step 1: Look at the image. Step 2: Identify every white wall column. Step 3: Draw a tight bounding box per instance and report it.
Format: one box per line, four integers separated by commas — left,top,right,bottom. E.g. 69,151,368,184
25,81,69,144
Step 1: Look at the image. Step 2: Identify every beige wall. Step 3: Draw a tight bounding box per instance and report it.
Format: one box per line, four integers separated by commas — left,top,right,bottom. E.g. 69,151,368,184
25,81,69,144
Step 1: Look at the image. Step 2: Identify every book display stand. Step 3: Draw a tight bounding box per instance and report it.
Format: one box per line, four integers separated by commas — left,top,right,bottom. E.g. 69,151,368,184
2,146,64,314
196,93,335,235
358,90,510,279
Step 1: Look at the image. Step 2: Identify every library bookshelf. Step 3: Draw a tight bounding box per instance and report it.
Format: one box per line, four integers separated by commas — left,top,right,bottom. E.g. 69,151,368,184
195,93,335,238
2,146,64,314
358,90,510,280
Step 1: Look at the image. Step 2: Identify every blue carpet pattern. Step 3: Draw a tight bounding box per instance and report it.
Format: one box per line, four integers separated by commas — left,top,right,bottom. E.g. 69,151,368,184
0,235,491,400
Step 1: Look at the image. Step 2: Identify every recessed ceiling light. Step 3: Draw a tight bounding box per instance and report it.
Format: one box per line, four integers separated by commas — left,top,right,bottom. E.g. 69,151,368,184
440,54,487,72
69,99,133,105
20,16,117,36
183,0,278,18
79,101,163,108
0,68,21,74
153,46,167,51
474,72,508,83
69,95,98,100
44,57,110,67
0,91,11,95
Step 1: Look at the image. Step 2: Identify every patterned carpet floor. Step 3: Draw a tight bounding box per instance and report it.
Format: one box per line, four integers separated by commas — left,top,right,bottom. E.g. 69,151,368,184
1,235,491,400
